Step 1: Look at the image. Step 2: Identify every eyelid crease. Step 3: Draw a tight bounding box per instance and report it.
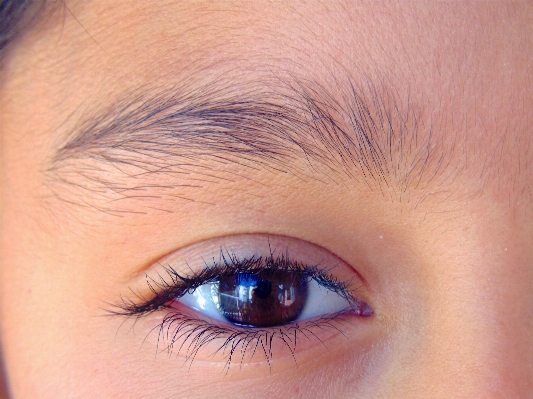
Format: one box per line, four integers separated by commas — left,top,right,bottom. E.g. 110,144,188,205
119,232,371,288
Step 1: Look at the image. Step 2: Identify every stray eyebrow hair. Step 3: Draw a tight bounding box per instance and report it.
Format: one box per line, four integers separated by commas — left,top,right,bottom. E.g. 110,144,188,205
49,72,445,211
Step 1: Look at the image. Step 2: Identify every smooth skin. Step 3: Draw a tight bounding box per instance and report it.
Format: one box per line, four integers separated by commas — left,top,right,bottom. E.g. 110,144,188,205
1,1,533,398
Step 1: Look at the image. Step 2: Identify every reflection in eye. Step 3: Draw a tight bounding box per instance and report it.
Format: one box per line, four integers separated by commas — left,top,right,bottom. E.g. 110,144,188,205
110,237,374,369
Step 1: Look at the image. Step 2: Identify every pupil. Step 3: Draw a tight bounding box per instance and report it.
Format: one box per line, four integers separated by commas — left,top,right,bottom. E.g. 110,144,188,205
254,279,271,299
217,271,308,327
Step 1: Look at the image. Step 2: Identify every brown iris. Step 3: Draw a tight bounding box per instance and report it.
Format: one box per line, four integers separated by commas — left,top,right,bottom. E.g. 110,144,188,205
217,271,308,327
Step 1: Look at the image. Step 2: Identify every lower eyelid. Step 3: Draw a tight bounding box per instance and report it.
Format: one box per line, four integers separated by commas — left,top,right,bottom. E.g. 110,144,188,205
143,305,371,369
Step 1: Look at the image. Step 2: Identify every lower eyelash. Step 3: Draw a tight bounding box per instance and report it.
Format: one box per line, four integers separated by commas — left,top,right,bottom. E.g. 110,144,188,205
149,308,356,371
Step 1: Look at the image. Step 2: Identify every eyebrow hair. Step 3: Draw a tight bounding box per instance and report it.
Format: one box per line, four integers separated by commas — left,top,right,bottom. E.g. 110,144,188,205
50,72,444,210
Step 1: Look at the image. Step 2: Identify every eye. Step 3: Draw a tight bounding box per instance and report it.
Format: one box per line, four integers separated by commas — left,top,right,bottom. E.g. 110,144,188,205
177,262,373,328
110,234,374,370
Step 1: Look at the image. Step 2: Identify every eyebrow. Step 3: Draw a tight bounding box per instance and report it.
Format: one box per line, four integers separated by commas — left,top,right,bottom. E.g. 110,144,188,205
50,73,442,203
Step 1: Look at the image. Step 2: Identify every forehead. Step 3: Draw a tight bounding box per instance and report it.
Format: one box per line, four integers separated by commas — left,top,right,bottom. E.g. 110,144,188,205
1,1,532,213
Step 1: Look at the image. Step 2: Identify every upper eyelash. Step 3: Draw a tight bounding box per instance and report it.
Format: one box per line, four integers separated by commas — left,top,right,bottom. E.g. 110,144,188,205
111,249,361,318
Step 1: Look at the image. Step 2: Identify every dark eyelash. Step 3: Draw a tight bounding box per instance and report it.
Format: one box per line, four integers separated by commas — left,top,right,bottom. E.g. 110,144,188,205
151,309,357,371
107,249,370,370
111,249,362,317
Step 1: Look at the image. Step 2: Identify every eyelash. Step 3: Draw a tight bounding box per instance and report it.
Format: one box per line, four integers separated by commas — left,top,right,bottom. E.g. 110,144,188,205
109,250,369,370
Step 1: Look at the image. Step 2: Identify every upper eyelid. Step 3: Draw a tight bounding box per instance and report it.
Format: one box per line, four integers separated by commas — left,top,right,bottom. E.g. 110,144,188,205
114,253,359,317
109,234,369,316
108,233,369,315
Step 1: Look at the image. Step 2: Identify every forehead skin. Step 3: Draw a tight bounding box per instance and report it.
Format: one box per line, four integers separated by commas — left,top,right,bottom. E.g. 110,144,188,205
1,1,533,398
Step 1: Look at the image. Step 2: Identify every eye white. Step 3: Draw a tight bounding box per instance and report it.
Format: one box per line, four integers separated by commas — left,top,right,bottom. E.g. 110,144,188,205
178,283,227,323
296,279,352,320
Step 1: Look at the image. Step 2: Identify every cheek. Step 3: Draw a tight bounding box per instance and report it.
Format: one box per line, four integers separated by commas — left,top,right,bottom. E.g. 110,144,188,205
473,235,533,392
48,313,388,399
383,208,533,396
